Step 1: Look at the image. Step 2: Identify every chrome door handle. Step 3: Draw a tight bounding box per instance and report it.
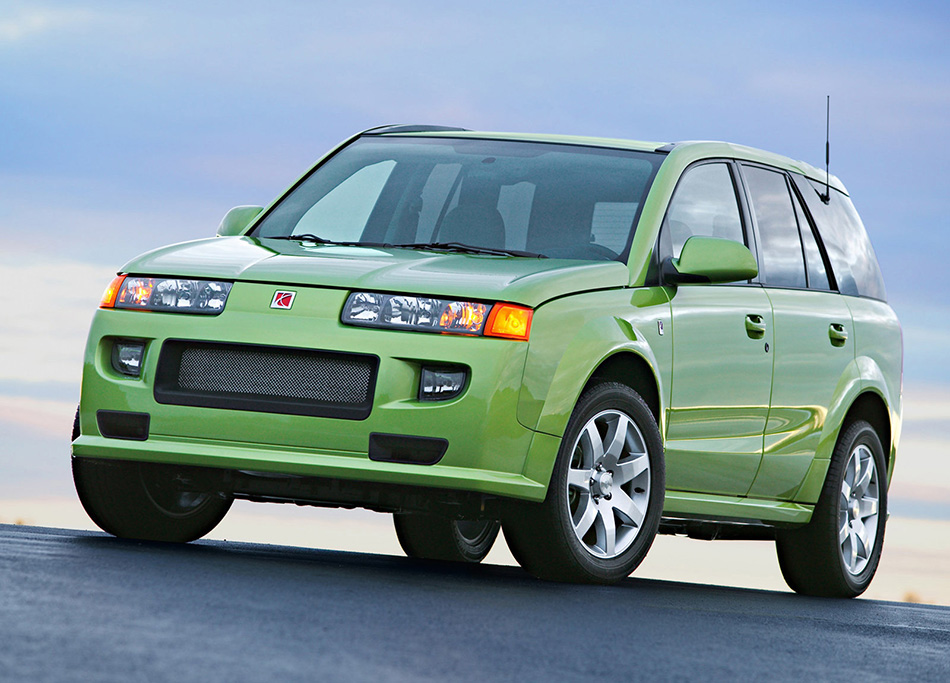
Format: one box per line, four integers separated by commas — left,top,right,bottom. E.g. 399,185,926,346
745,314,766,339
829,323,848,346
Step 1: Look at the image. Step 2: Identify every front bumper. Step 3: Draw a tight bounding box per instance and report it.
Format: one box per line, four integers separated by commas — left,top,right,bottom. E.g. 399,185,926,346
74,282,558,502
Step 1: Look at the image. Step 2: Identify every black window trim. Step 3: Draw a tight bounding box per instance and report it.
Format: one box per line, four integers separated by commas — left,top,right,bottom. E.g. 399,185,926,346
786,172,841,293
787,173,839,293
793,170,888,303
735,161,839,294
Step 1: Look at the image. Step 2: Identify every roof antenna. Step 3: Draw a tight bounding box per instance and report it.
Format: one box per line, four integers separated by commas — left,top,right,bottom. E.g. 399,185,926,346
821,95,831,204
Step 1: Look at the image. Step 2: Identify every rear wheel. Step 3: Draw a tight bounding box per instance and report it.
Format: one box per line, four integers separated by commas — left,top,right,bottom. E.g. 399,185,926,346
503,383,664,583
394,513,500,563
73,457,232,543
776,420,887,598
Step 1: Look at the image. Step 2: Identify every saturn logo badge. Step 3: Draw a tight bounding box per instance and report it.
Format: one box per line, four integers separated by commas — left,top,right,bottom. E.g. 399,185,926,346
270,290,296,310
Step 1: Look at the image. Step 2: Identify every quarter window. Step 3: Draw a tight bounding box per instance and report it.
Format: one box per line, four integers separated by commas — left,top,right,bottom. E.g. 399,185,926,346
743,166,807,289
792,174,887,301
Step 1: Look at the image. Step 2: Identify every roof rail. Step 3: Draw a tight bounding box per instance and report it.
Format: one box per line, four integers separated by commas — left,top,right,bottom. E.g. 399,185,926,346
654,143,678,153
361,124,471,135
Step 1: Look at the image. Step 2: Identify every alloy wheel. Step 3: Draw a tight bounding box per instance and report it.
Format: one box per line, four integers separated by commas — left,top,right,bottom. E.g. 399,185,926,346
565,409,651,559
838,444,880,575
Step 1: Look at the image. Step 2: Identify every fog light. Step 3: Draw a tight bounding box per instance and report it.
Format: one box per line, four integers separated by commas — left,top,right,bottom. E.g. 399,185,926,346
112,340,145,377
419,367,467,401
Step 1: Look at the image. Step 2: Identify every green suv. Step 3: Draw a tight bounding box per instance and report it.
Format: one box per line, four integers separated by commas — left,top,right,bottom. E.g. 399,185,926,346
72,125,901,598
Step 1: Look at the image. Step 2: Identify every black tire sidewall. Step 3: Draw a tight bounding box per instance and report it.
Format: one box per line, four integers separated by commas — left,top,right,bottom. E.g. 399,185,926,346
451,519,501,562
549,382,665,582
394,513,500,563
777,419,889,597
73,458,231,543
826,422,888,594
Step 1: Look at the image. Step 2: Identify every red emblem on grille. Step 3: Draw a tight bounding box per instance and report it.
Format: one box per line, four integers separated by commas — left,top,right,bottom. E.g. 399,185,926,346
270,290,296,309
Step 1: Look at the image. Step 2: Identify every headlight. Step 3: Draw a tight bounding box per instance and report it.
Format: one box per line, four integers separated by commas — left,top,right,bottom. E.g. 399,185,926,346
100,275,232,314
342,291,532,340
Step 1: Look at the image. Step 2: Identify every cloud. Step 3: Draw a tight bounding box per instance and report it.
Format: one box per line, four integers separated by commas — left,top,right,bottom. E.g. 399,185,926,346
0,253,113,385
0,5,98,43
0,395,75,432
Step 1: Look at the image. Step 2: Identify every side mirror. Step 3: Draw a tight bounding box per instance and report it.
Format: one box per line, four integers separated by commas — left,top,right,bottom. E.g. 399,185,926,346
662,236,758,285
216,206,264,237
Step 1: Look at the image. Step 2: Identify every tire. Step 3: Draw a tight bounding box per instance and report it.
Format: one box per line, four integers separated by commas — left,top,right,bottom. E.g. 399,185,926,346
72,405,81,441
776,420,887,598
394,513,500,563
72,457,232,543
503,382,664,584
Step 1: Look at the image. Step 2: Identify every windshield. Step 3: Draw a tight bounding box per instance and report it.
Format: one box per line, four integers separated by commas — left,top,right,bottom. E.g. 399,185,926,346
251,136,663,261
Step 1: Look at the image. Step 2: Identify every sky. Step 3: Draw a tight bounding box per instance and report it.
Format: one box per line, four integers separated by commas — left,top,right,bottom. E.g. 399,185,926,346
1,1,949,596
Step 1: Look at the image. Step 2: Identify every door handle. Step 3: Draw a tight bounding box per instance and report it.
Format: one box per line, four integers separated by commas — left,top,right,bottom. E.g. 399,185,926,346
745,314,766,339
829,323,848,346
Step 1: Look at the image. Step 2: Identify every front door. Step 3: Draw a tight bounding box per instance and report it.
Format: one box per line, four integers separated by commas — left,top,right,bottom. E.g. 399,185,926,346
660,161,772,495
667,286,773,495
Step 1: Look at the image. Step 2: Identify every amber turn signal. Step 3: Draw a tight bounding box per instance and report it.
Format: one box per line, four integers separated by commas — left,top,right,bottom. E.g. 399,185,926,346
485,303,533,341
99,275,126,309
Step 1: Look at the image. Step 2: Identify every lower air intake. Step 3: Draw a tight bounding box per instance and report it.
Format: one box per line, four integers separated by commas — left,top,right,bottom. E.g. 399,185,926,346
154,340,378,419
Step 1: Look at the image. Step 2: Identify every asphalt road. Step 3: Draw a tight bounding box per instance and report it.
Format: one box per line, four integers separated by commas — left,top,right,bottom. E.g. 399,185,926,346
1,524,947,682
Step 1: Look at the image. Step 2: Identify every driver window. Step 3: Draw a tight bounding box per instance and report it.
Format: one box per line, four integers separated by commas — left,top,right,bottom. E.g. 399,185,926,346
664,163,745,258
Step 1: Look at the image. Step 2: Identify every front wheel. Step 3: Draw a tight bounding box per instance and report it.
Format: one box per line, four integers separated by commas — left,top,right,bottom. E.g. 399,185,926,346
394,513,500,563
503,382,664,583
73,457,232,543
776,420,888,598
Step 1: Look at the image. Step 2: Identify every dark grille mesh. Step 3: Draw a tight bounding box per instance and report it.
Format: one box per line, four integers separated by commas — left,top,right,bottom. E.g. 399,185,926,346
155,341,377,419
178,346,372,404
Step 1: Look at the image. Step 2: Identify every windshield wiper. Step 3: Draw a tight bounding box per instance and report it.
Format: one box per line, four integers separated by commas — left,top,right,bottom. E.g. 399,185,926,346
267,233,332,243
395,241,547,258
265,235,545,258
266,234,393,248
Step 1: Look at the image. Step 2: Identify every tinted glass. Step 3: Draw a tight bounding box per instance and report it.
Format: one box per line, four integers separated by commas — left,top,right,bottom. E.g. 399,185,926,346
293,161,396,241
743,166,807,289
792,174,886,300
665,163,745,258
253,137,663,261
790,189,831,290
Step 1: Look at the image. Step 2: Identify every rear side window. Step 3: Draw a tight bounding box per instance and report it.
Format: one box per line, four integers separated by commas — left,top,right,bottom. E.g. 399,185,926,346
791,190,831,290
664,162,745,258
742,165,807,289
791,174,886,301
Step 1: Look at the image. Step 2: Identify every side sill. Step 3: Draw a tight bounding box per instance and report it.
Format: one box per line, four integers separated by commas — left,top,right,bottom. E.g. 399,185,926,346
662,491,814,527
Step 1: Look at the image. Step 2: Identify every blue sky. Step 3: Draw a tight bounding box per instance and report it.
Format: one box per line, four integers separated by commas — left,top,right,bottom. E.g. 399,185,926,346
2,1,948,279
1,1,949,516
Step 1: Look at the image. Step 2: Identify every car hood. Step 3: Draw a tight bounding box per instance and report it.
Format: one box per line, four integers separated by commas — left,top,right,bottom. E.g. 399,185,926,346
120,237,630,307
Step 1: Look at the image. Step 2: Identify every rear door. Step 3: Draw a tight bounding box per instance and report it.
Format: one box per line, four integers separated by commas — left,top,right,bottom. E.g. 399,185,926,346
663,161,773,496
739,165,855,500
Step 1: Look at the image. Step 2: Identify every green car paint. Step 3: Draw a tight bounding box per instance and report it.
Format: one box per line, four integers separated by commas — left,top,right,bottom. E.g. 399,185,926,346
72,126,901,591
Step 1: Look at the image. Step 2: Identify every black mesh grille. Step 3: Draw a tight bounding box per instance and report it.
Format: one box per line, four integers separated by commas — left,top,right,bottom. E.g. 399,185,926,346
155,340,377,419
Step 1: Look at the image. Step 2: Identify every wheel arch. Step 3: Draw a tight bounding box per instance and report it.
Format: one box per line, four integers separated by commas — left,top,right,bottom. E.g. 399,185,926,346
532,328,668,441
518,316,669,498
585,351,662,428
841,390,893,481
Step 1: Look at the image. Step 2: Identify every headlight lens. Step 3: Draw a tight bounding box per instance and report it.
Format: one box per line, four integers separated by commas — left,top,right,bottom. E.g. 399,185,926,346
342,292,489,335
100,275,232,314
342,292,532,340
